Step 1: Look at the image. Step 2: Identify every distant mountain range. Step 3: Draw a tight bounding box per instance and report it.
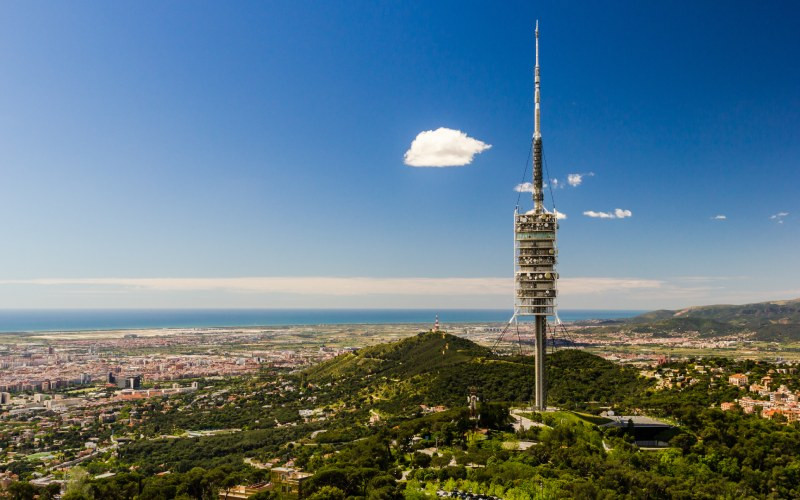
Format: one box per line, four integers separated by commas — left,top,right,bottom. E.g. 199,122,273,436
587,298,800,341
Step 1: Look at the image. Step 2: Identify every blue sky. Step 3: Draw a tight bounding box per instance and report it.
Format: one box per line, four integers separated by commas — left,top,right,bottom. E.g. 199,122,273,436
1,1,798,309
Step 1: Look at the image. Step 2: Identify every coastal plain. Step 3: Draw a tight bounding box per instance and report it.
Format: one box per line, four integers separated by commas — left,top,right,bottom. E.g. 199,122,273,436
3,319,798,366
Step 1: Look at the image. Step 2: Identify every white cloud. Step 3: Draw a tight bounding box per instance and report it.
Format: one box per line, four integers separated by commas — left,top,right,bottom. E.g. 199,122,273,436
566,172,593,187
712,215,727,220
404,127,491,167
770,212,789,224
514,182,534,193
614,208,632,218
518,177,568,190
583,211,613,218
524,208,566,219
514,182,551,193
583,208,632,219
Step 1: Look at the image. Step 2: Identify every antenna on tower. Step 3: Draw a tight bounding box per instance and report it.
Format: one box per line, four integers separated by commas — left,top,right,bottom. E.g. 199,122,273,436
532,20,544,214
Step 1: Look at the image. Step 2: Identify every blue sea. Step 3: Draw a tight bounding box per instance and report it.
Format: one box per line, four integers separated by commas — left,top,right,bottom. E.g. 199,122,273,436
0,309,644,333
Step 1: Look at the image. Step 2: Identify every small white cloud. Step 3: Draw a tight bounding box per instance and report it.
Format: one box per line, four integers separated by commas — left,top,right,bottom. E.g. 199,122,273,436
566,172,593,187
614,208,632,218
583,211,613,218
524,207,565,219
712,215,727,220
404,127,491,167
551,178,561,189
514,182,534,193
770,212,789,222
514,181,550,193
583,208,632,219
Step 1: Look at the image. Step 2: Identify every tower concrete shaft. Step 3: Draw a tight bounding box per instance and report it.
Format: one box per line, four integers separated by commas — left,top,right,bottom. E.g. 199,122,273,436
534,316,547,410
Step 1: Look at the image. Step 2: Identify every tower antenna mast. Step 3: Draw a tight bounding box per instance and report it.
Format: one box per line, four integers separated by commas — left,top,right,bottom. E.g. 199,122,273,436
533,20,544,214
504,21,558,412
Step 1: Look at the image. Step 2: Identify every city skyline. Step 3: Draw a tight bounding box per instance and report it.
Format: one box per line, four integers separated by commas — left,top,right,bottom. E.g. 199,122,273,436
1,1,798,310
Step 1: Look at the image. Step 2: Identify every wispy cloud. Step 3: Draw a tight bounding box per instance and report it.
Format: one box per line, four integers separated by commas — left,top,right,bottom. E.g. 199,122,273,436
566,172,594,187
404,128,491,167
770,212,789,224
0,276,661,297
0,276,792,310
583,208,632,219
711,215,727,220
559,277,661,294
0,277,510,296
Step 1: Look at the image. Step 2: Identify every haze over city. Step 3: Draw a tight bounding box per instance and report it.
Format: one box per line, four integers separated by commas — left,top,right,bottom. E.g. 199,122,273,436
1,1,798,310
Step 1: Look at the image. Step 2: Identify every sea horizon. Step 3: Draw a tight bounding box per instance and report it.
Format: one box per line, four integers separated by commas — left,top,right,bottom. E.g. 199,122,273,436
0,308,645,333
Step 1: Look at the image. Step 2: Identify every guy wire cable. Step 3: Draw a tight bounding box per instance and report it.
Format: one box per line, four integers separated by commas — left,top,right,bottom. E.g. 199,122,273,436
515,136,535,208
543,148,557,212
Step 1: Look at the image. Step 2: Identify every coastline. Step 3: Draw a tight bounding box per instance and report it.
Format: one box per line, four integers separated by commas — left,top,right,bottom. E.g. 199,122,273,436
0,308,645,334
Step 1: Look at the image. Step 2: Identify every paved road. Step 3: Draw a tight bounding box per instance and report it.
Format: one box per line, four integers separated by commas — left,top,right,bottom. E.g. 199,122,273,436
511,409,548,432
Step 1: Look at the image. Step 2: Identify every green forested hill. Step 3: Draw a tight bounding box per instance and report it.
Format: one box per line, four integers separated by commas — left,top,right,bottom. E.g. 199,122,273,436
632,298,800,324
298,332,800,499
303,331,490,382
603,298,800,340
627,317,741,337
303,331,648,412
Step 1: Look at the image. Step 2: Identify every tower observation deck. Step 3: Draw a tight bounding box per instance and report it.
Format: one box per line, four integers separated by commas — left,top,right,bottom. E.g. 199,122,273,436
514,213,558,316
512,21,558,411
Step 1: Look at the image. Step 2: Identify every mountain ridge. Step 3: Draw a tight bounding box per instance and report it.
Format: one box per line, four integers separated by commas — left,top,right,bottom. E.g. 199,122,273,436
622,297,800,341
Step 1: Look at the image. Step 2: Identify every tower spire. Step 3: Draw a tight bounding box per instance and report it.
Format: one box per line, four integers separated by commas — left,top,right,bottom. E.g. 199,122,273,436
533,21,544,213
534,20,541,141
511,20,558,414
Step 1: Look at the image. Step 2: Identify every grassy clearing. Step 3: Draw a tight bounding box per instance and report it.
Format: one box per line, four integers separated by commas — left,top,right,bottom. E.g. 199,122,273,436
516,410,611,427
571,411,612,425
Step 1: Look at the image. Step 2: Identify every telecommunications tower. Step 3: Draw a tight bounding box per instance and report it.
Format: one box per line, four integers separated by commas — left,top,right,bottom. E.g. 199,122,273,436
512,21,558,411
